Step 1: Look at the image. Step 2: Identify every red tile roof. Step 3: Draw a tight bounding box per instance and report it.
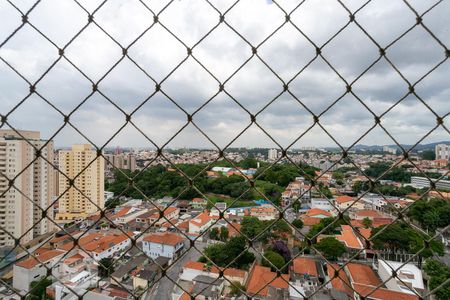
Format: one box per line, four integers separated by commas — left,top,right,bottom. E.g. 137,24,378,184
189,212,212,227
327,263,353,297
353,283,418,300
183,261,246,279
355,210,382,218
176,220,189,231
292,257,318,277
143,232,185,246
227,222,242,237
302,217,322,226
358,228,371,240
57,233,103,251
305,208,332,218
336,196,354,204
16,250,64,269
84,233,133,254
111,207,132,219
192,198,206,203
247,265,289,297
64,253,84,264
346,263,381,286
336,225,364,249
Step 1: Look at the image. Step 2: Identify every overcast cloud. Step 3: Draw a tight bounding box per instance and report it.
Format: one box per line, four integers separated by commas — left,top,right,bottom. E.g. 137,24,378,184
0,0,449,149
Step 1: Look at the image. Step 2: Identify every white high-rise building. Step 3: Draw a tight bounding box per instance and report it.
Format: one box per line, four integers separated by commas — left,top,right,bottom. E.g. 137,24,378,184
268,149,278,160
0,130,55,247
435,144,449,160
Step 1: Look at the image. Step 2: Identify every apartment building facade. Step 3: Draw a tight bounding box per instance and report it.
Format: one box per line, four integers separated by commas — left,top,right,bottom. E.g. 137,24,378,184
56,144,104,222
0,130,55,247
104,152,137,172
435,144,449,161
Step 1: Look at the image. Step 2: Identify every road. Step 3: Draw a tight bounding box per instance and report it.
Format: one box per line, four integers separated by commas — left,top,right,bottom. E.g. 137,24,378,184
149,241,207,300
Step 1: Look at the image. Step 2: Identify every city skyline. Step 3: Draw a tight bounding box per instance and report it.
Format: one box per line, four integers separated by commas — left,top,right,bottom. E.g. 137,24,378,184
1,0,449,149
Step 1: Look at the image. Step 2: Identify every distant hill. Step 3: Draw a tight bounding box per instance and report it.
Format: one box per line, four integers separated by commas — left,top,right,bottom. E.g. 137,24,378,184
331,141,450,152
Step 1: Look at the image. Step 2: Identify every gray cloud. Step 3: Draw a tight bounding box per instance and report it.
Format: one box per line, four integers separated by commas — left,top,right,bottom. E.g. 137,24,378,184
0,0,449,149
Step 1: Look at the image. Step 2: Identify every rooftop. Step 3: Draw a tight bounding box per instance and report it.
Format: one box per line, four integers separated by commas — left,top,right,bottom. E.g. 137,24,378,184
336,225,364,250
346,263,381,286
16,250,65,269
143,232,185,246
292,257,318,277
247,265,289,297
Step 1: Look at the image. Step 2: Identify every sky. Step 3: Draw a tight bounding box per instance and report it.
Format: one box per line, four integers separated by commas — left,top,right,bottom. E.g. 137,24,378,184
0,0,449,150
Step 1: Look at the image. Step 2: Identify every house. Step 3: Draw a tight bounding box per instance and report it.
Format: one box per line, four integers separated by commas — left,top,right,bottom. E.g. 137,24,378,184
246,264,290,299
300,208,332,226
131,256,169,290
132,266,158,291
13,250,65,293
304,208,332,219
191,275,225,300
189,212,213,235
345,263,418,300
110,207,148,224
180,261,248,285
289,257,323,299
335,195,364,211
136,206,180,227
377,260,424,296
326,263,353,299
177,200,191,213
83,232,134,261
61,253,86,276
250,204,278,221
210,202,227,219
227,222,242,237
336,225,365,255
281,178,311,208
111,254,148,283
191,198,207,210
350,217,393,229
350,209,385,221
310,198,335,212
142,233,185,261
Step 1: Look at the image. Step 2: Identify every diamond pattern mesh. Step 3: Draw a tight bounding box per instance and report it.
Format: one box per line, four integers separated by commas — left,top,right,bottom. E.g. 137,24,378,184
0,0,449,299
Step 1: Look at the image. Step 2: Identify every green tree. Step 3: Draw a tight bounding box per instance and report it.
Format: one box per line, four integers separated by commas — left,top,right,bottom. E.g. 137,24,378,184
332,171,344,180
105,197,122,209
371,222,444,257
271,220,291,235
210,227,219,240
261,250,286,272
408,198,450,232
314,237,346,260
229,281,246,296
28,278,52,300
362,217,372,229
98,257,115,277
220,227,229,241
420,150,436,161
423,259,450,300
292,219,304,230
241,216,265,239
201,236,255,269
307,217,347,239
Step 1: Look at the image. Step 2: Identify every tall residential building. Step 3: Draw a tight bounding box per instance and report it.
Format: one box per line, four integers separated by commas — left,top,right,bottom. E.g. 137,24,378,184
56,144,104,222
0,130,55,247
435,144,449,161
268,149,278,160
104,152,137,172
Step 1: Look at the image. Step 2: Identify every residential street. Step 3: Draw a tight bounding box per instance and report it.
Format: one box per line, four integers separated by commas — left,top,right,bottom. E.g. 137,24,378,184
149,241,207,300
